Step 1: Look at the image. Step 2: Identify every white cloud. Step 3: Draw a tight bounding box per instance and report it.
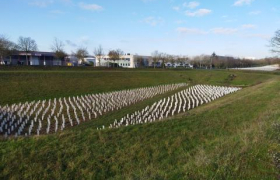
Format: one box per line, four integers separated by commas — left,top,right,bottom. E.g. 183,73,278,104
29,0,54,7
249,11,261,15
142,17,164,26
176,27,207,34
65,40,77,47
172,6,180,11
244,33,271,40
185,9,212,17
234,0,254,6
221,15,238,22
60,0,74,5
242,24,256,29
176,26,262,36
210,28,238,34
183,1,200,9
78,36,90,45
79,2,103,11
65,36,90,48
175,20,187,24
225,19,238,23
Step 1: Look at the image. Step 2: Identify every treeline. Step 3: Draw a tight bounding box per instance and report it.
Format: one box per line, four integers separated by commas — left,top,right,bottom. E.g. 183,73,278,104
190,54,280,69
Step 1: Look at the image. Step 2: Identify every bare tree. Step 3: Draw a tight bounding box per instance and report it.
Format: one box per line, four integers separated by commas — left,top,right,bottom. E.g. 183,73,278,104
108,49,123,67
51,37,67,62
213,56,221,69
165,54,174,68
170,55,176,67
177,56,185,66
94,45,104,67
160,53,168,68
270,29,280,55
17,36,38,65
191,54,211,69
0,35,17,64
136,56,145,68
151,50,161,69
182,56,189,65
75,47,88,65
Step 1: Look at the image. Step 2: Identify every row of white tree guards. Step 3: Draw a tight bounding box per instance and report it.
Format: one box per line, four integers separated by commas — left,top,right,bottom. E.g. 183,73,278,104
0,83,187,137
103,85,241,129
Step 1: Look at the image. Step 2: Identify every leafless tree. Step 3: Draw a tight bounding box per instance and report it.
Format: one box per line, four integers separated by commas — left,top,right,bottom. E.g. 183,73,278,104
108,49,123,67
191,54,212,69
94,45,104,67
160,53,169,68
151,50,161,69
270,29,280,55
75,47,88,65
177,55,188,65
170,55,176,67
183,56,189,64
0,35,17,64
213,56,221,69
136,56,145,68
165,54,173,68
17,36,38,65
51,37,67,61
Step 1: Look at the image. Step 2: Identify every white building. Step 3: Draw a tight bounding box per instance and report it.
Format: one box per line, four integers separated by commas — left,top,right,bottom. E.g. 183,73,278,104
165,62,193,68
96,54,152,68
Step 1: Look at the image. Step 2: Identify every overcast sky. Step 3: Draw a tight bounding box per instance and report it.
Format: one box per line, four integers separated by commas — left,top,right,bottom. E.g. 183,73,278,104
0,0,279,58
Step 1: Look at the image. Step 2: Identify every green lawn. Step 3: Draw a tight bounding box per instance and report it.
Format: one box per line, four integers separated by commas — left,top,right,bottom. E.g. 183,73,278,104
0,67,279,179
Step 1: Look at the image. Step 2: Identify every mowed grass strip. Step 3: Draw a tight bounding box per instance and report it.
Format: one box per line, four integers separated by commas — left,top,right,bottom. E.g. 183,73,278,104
0,73,279,179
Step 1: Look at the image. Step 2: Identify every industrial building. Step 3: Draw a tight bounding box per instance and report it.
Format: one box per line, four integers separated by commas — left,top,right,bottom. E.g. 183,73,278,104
2,51,66,66
1,51,192,68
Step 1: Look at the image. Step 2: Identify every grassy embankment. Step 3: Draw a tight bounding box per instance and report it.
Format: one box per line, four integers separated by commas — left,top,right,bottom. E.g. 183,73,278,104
0,67,279,179
0,67,271,105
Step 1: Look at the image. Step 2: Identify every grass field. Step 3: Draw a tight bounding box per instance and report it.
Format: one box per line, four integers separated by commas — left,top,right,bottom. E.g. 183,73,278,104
0,67,279,179
0,67,273,105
